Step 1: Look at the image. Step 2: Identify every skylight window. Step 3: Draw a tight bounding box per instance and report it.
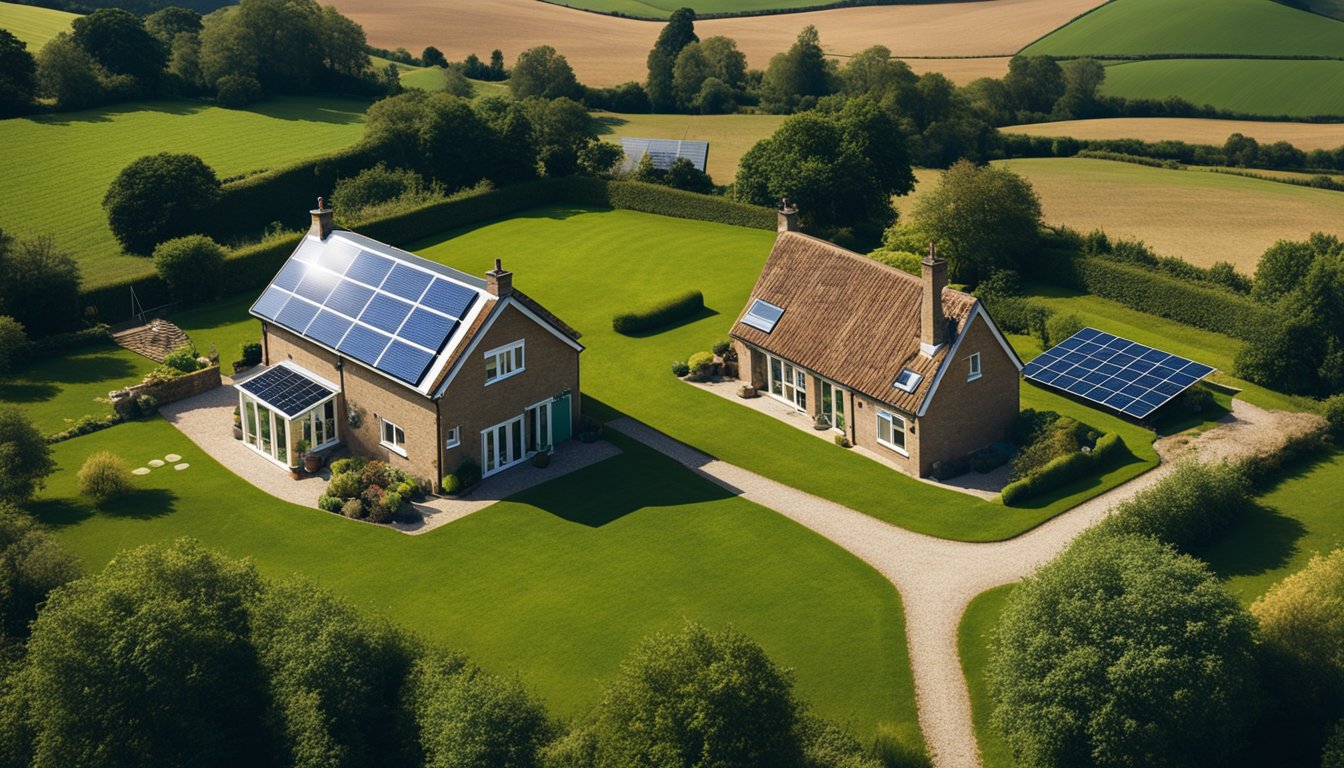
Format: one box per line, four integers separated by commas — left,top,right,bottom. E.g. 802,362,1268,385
742,299,785,333
893,368,923,393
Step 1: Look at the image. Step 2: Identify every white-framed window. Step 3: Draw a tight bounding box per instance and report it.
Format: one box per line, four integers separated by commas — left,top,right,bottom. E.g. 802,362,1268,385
484,340,525,385
444,426,460,449
968,352,982,382
381,418,407,456
876,410,908,456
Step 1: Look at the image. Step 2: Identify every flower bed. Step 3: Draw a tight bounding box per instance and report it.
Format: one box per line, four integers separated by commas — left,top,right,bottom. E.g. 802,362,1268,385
318,457,429,524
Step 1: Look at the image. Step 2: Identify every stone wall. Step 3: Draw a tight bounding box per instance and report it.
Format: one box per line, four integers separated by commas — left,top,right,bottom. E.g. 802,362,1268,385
112,365,222,417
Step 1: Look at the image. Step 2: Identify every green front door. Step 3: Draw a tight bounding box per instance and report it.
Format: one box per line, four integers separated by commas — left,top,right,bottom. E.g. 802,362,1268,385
550,393,572,444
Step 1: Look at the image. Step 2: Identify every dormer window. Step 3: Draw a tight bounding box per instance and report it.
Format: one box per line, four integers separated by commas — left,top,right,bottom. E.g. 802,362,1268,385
742,299,784,333
893,368,923,393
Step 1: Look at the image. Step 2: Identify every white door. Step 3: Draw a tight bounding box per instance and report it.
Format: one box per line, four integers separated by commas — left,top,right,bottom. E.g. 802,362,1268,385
768,355,807,411
482,415,525,476
526,400,552,454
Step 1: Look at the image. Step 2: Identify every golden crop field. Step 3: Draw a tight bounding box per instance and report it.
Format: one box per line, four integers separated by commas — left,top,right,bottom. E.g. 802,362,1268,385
899,158,1344,273
329,0,1107,86
1001,117,1344,151
595,111,786,180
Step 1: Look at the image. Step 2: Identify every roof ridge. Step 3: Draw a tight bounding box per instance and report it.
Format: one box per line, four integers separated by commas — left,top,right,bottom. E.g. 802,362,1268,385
775,231,975,301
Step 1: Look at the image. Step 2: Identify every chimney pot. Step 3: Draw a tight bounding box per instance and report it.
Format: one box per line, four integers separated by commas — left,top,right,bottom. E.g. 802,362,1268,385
920,241,948,355
309,197,334,240
486,259,513,298
777,198,800,233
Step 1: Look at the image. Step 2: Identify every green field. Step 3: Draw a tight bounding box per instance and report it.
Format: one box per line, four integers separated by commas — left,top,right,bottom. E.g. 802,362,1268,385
1100,58,1344,117
594,111,785,184
0,97,367,288
33,419,920,744
958,584,1017,768
538,0,869,19
1023,0,1344,56
0,0,75,50
0,342,156,435
396,65,512,100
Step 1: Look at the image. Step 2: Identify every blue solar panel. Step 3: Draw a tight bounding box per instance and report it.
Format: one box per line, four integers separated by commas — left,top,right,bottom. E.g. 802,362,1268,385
337,323,392,363
253,286,288,320
325,281,375,319
382,264,432,302
375,340,435,383
240,365,334,419
275,296,318,332
421,278,477,319
273,261,306,292
1022,327,1215,419
360,293,412,334
306,310,352,348
399,308,457,349
346,250,394,287
294,269,340,304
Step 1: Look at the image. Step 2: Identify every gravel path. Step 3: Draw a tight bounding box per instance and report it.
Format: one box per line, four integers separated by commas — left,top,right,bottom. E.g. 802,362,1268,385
609,400,1318,768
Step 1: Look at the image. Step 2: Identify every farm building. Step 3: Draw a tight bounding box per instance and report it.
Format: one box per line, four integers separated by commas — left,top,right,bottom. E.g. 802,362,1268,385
619,138,710,172
239,202,582,488
730,204,1022,477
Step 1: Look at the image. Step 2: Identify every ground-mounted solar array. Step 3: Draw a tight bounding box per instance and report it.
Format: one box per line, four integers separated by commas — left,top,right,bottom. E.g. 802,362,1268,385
620,138,710,172
1021,327,1215,419
239,365,335,418
251,236,480,387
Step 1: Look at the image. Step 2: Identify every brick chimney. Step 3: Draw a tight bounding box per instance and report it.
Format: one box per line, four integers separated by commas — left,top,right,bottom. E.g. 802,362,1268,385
486,258,513,297
309,196,334,240
777,198,800,233
920,242,948,357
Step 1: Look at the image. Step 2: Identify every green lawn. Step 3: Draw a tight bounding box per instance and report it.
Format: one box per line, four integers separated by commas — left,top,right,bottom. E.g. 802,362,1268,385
32,418,921,746
594,111,785,183
0,97,367,288
1100,58,1344,117
1022,0,1344,57
538,0,873,19
958,584,1017,768
414,205,1164,541
0,0,75,50
171,292,264,364
0,342,156,435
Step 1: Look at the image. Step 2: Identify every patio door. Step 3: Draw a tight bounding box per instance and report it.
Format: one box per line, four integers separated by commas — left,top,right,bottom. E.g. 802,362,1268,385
768,355,807,411
526,399,551,454
482,415,525,476
820,380,846,431
241,395,290,466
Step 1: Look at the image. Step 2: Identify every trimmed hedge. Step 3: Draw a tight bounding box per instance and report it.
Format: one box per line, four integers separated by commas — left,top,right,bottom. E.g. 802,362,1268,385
612,290,705,335
1094,460,1253,551
605,181,775,230
1001,432,1127,506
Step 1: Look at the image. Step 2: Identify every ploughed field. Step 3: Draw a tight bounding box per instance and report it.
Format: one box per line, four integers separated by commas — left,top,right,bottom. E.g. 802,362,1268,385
327,0,1108,86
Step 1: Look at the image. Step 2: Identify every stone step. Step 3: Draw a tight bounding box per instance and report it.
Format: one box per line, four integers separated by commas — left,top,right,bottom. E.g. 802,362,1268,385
111,319,192,363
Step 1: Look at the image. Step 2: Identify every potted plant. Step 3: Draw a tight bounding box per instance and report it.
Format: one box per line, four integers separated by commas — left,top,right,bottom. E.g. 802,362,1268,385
297,439,322,473
532,446,552,468
737,384,758,399
232,406,243,440
813,413,831,431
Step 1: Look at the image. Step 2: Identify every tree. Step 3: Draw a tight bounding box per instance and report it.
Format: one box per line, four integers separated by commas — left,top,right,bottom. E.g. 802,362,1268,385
214,72,263,106
577,141,625,178
1237,246,1344,395
1002,55,1065,117
421,45,447,68
15,539,270,768
696,77,733,115
153,235,226,305
1326,721,1344,768
317,5,369,78
671,42,710,112
1224,132,1260,167
646,7,696,112
0,502,79,642
71,9,165,90
509,45,580,101
989,532,1260,768
520,96,597,177
489,49,507,80
144,7,202,45
235,0,325,91
699,36,745,92
0,317,26,375
407,652,553,768
1095,460,1253,552
35,33,107,111
840,45,916,103
1054,57,1106,119
761,26,834,113
103,153,222,255
0,409,55,505
736,98,913,240
1252,233,1342,304
0,233,82,336
899,159,1041,285
0,30,36,117
664,157,714,193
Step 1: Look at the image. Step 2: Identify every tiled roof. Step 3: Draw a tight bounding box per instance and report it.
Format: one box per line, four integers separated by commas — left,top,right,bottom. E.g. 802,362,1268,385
730,231,978,414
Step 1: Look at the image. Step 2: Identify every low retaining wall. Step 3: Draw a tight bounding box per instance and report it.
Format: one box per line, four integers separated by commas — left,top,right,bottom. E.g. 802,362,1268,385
112,365,222,417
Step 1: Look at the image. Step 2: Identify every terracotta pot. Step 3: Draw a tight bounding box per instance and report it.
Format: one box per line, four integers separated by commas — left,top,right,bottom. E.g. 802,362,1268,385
233,426,244,440
302,453,323,473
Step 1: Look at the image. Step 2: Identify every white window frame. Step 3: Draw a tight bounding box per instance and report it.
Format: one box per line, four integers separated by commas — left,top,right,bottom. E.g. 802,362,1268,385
968,352,982,382
380,418,407,457
526,398,552,454
444,426,460,449
876,410,908,456
484,340,525,385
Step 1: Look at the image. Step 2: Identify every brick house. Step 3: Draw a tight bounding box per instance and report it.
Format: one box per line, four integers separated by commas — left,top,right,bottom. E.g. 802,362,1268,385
729,205,1022,477
237,203,582,488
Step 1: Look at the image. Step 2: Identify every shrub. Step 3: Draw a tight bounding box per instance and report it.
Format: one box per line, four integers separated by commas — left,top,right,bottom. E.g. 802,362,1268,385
1096,460,1252,551
326,471,360,499
0,315,28,373
367,491,400,524
213,73,262,108
153,235,226,306
332,163,439,219
612,290,704,336
76,451,132,503
833,435,851,448
316,493,343,513
671,360,690,377
360,483,384,511
532,450,550,468
161,346,202,374
455,459,482,489
687,351,715,379
103,153,222,255
359,460,401,490
1324,393,1344,440
0,407,56,503
395,481,413,498
1043,312,1083,348
1001,432,1126,506
240,341,262,366
341,498,364,519
441,474,462,495
712,339,732,357
46,413,120,443
989,532,1260,768
134,395,157,417
1010,414,1087,481
869,249,922,276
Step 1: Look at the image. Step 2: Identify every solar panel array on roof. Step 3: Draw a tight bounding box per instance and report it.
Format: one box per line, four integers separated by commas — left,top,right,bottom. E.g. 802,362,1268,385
239,365,335,418
741,298,784,333
1021,327,1215,419
620,138,709,172
251,237,479,387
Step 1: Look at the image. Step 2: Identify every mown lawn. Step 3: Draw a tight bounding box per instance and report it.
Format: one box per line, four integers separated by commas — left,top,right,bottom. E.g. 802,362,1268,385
958,584,1017,768
33,418,921,746
172,291,264,365
414,205,1165,542
0,97,367,288
0,342,156,435
1101,58,1344,118
0,0,75,49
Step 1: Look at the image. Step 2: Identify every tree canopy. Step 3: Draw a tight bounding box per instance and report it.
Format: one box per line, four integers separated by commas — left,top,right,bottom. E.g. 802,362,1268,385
102,152,222,255
0,31,36,117
0,409,55,505
71,9,165,89
509,45,580,101
0,231,82,336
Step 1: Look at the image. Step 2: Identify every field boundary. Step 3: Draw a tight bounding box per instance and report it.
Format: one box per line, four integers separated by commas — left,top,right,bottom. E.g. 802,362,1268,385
532,0,981,23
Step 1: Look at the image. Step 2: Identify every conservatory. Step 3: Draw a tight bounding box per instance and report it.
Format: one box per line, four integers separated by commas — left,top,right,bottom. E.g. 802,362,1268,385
235,362,341,468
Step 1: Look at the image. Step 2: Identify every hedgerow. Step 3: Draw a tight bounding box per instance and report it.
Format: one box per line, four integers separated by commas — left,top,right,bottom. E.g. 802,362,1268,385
605,181,775,230
1001,432,1126,506
1094,460,1253,551
612,290,705,335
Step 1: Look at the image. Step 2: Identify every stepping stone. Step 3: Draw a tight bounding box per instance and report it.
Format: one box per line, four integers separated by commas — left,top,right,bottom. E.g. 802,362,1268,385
132,467,151,476
165,453,182,462
148,459,165,467
174,463,189,471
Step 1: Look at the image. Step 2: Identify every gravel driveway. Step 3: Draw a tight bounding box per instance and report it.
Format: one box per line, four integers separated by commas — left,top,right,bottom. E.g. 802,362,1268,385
610,400,1320,768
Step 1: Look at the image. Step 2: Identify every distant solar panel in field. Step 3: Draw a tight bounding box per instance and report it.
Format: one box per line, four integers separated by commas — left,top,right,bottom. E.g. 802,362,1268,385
1020,327,1215,420
620,138,710,172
